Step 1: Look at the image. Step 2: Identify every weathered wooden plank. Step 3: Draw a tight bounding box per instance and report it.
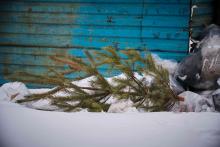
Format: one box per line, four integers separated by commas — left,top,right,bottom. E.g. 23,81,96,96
193,5,212,15
0,2,142,15
192,0,214,4
143,4,189,16
0,46,72,56
0,55,110,76
142,27,188,40
0,33,188,51
0,22,189,40
0,62,122,87
0,64,122,87
191,15,213,27
0,53,64,67
0,12,189,27
0,2,189,16
0,49,185,76
0,48,187,86
0,62,121,75
3,0,190,4
0,33,73,47
0,46,188,61
0,64,64,75
0,52,128,69
0,50,187,70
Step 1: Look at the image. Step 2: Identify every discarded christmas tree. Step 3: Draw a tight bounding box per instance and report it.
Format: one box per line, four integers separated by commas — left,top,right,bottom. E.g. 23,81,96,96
8,47,179,112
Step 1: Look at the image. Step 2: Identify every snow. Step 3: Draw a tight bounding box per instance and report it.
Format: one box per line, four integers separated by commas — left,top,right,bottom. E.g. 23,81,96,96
0,101,220,147
0,56,219,147
107,99,138,113
0,82,220,147
152,54,178,74
0,82,30,102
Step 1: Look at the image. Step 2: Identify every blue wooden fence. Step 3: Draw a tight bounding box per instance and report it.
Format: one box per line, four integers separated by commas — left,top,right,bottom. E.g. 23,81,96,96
0,0,212,86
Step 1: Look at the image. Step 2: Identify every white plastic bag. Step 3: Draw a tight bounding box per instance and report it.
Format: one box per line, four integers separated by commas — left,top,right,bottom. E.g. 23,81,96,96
177,91,214,112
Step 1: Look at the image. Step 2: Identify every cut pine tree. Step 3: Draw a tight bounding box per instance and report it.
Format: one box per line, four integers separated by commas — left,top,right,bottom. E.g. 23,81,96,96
7,47,179,112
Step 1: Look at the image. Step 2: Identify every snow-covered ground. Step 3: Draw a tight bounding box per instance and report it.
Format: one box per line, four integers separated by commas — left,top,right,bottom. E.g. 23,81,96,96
0,101,220,147
0,82,220,147
0,54,220,147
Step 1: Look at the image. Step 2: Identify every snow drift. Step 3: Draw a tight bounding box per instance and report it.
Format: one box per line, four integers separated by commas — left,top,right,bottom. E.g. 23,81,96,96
0,101,220,147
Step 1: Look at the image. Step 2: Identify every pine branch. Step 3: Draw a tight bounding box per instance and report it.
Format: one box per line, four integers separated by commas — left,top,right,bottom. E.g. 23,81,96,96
10,47,178,112
50,56,82,70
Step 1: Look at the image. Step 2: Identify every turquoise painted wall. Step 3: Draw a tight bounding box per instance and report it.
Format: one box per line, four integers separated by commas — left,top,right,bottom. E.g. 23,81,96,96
0,0,212,85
